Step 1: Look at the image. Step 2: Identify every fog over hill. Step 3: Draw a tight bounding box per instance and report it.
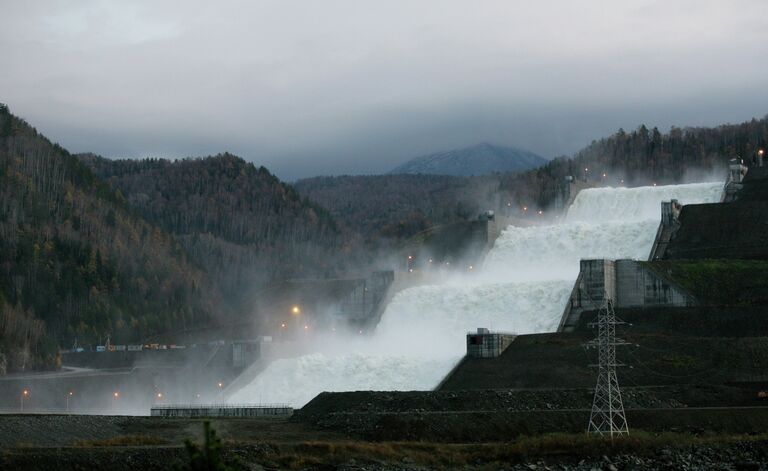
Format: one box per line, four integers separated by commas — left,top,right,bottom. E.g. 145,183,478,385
389,143,547,176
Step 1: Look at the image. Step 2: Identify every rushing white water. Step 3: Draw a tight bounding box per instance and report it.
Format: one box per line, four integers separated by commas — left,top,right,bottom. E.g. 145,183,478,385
566,182,723,223
229,182,723,407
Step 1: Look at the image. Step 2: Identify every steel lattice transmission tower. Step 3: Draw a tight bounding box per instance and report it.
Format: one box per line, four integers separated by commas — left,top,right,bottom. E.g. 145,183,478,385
584,294,629,437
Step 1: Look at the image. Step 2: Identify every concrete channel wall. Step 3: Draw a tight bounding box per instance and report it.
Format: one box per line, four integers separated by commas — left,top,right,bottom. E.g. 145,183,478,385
558,259,694,332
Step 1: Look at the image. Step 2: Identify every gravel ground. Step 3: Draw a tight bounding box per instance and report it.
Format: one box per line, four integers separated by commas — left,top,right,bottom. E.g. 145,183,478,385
2,440,768,470
0,414,130,447
296,388,685,421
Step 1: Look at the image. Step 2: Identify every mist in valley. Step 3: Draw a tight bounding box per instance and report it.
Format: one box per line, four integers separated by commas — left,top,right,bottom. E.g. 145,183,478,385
228,180,724,407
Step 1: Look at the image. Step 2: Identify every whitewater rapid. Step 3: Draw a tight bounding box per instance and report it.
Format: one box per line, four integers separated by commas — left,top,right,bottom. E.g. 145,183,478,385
229,182,722,407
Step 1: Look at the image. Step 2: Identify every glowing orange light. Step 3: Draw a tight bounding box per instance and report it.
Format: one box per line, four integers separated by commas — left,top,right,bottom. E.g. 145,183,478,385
113,392,119,398
22,390,28,396
291,306,300,315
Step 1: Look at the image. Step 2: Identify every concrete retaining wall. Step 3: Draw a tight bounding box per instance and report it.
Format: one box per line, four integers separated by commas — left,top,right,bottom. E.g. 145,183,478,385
615,260,690,307
558,259,694,332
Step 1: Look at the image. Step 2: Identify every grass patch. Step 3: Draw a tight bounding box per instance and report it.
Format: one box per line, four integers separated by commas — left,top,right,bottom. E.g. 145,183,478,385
253,431,768,469
646,259,768,306
74,435,169,447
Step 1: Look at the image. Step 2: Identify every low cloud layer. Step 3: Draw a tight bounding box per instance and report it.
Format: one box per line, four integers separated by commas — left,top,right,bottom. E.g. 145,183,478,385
2,0,767,179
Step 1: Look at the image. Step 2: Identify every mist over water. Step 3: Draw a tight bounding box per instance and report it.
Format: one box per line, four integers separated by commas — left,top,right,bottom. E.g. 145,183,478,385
229,182,723,407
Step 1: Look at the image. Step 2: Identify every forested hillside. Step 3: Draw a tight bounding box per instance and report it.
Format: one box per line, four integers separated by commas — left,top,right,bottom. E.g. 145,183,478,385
82,154,347,307
299,116,768,239
497,117,768,210
0,105,218,372
294,174,500,241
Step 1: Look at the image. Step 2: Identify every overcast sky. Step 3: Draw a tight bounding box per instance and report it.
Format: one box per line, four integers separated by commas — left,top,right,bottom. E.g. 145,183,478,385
2,1,768,179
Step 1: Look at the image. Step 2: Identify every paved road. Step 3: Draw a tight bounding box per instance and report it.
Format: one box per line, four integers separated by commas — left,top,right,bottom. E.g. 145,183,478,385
0,366,136,381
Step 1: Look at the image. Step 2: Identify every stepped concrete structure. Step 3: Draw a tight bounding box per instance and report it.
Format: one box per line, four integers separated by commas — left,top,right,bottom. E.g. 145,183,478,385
661,166,768,261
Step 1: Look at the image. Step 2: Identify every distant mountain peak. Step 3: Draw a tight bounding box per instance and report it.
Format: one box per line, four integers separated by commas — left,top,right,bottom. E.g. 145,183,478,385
389,143,547,177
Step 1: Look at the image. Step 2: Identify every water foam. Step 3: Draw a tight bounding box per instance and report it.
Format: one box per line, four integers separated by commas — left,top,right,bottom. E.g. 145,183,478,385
229,182,723,406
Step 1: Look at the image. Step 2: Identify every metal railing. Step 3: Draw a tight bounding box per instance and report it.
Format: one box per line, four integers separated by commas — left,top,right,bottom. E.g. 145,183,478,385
151,403,290,410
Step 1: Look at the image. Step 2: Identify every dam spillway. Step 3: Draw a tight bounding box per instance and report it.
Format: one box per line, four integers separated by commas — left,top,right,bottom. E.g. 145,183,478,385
229,182,723,407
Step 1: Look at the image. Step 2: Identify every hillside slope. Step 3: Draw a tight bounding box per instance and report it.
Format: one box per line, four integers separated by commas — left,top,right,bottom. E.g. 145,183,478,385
294,174,500,241
299,116,767,243
0,105,218,372
81,154,347,306
389,143,546,176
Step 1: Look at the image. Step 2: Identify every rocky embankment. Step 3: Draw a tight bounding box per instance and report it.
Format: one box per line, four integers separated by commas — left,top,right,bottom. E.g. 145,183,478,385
294,388,686,441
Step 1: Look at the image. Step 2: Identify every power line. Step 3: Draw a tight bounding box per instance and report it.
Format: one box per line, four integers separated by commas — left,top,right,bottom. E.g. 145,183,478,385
584,294,630,437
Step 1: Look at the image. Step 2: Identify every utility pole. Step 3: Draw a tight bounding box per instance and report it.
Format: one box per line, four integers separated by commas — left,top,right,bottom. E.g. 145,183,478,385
584,294,629,437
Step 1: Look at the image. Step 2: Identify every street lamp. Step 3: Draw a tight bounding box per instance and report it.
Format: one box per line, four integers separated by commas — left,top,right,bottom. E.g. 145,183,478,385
66,391,73,413
21,389,28,412
291,305,301,315
113,391,120,399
